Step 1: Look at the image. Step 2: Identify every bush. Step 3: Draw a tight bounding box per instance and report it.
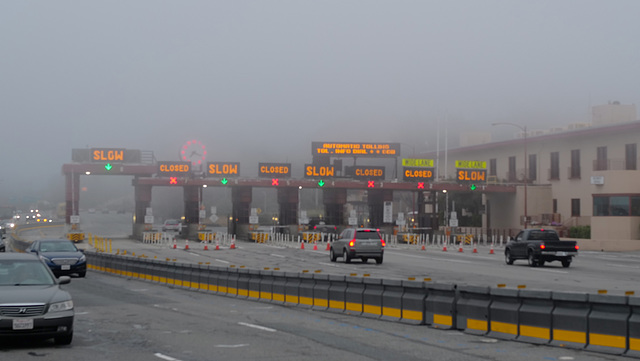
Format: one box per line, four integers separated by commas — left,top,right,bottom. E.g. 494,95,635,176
568,225,590,239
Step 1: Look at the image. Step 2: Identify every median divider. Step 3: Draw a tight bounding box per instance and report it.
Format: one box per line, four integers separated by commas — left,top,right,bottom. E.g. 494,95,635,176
85,252,640,358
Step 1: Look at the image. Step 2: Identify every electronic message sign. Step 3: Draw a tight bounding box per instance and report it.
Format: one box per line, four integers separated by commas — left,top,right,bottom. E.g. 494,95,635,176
456,160,487,183
258,162,291,178
91,148,126,162
304,164,335,178
345,165,385,180
312,142,400,158
158,161,191,176
403,167,435,181
207,162,240,177
402,159,434,167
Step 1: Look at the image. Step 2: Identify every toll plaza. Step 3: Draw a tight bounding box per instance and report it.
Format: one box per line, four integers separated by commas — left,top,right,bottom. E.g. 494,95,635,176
61,144,516,241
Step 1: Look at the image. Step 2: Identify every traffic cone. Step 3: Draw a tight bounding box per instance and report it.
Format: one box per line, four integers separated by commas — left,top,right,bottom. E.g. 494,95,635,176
230,237,236,250
489,243,495,254
313,243,318,251
442,242,448,252
458,244,464,252
421,244,426,251
325,242,331,251
473,244,478,253
215,239,220,251
300,241,305,250
204,243,209,251
184,240,189,250
172,239,177,249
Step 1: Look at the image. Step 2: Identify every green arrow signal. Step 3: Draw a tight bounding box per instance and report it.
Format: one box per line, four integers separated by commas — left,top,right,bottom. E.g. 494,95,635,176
221,178,228,185
318,180,325,187
105,163,113,171
470,184,477,190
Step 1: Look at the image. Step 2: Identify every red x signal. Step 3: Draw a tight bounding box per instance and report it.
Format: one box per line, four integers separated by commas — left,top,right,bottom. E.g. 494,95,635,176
169,177,178,185
367,181,375,188
417,182,425,189
272,178,279,186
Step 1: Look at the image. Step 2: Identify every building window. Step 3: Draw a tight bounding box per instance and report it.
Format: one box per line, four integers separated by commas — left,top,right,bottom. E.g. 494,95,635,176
593,195,640,216
508,156,516,182
571,198,580,217
569,149,580,179
595,146,608,171
489,158,497,176
553,199,557,214
528,154,537,181
550,152,560,180
626,143,637,170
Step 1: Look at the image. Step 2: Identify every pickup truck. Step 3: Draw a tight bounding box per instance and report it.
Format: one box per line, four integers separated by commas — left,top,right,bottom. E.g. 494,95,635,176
504,228,578,268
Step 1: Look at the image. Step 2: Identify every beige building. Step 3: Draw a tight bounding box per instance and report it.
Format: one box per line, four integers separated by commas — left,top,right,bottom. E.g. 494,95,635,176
434,103,640,250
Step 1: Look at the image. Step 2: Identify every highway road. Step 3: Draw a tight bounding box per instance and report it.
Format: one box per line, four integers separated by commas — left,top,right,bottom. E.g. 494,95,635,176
4,212,637,360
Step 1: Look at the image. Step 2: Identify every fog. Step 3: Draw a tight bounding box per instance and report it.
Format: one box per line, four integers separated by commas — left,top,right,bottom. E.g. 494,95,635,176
1,1,639,213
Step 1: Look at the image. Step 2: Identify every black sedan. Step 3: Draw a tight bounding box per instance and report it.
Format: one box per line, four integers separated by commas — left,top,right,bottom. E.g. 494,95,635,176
26,239,87,278
0,253,74,345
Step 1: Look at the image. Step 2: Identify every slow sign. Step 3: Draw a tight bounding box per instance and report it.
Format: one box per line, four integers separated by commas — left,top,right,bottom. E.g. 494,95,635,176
304,164,335,178
207,162,240,177
457,169,487,182
92,148,125,162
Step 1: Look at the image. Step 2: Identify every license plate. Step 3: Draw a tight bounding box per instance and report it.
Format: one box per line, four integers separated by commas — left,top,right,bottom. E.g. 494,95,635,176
558,252,567,256
13,318,34,330
61,265,71,270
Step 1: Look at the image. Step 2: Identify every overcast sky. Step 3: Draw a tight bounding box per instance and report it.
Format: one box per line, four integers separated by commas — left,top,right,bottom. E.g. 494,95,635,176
1,1,639,208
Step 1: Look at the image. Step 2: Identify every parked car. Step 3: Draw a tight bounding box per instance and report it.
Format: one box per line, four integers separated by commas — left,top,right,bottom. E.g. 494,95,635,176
26,239,87,277
162,219,182,233
0,252,74,345
330,228,385,264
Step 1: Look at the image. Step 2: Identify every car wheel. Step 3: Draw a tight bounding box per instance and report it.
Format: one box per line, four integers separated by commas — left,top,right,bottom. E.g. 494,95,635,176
343,249,351,263
362,257,368,263
375,256,383,264
329,248,337,262
527,251,538,267
538,260,545,267
505,249,514,265
54,331,73,345
79,271,86,278
561,259,571,268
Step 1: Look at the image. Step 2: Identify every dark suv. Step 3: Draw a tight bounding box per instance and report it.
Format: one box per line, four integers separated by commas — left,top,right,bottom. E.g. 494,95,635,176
330,228,385,264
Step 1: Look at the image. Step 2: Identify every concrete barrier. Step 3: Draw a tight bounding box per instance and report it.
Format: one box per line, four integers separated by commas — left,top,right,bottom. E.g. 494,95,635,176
550,291,589,349
517,289,553,344
400,280,426,325
586,293,629,355
627,296,640,357
362,278,383,319
488,287,519,340
271,270,287,304
327,275,347,313
425,282,456,329
284,272,301,306
312,274,330,311
236,268,250,298
259,270,274,302
381,279,403,322
345,276,365,316
298,273,314,308
456,285,490,335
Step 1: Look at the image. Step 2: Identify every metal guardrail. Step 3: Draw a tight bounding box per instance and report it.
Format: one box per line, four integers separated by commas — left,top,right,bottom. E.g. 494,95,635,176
86,251,640,358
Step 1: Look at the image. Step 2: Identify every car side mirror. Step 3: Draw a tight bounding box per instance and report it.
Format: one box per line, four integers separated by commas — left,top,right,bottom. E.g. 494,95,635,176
29,249,37,253
58,276,71,285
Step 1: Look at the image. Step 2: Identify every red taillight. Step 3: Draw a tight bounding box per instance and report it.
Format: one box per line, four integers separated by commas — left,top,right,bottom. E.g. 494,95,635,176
575,245,579,250
349,239,356,247
313,226,317,230
540,244,546,249
381,239,386,247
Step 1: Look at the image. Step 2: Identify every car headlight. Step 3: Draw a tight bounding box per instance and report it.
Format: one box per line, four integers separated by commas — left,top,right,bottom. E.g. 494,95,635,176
49,300,74,312
79,254,86,263
39,255,52,263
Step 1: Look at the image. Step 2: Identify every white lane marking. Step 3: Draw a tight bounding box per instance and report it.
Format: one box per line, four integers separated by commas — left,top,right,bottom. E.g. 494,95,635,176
215,259,230,264
270,253,286,258
530,268,568,274
154,353,182,361
609,263,640,269
238,322,277,332
215,344,250,348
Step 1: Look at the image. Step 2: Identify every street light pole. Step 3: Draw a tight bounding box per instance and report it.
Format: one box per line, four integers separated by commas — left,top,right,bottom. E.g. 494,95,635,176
492,122,528,229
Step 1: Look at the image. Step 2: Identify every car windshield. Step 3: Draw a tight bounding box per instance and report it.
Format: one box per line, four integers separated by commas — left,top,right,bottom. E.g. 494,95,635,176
39,241,78,252
355,230,381,240
0,260,55,286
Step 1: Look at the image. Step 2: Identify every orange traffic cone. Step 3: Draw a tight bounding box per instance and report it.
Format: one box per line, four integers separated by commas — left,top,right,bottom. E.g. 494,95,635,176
313,243,318,251
421,244,426,251
300,241,305,250
489,243,495,254
204,243,209,251
458,244,464,253
473,243,478,253
172,239,177,249
184,240,189,250
442,242,448,252
325,242,331,251
230,237,236,249
215,239,220,251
